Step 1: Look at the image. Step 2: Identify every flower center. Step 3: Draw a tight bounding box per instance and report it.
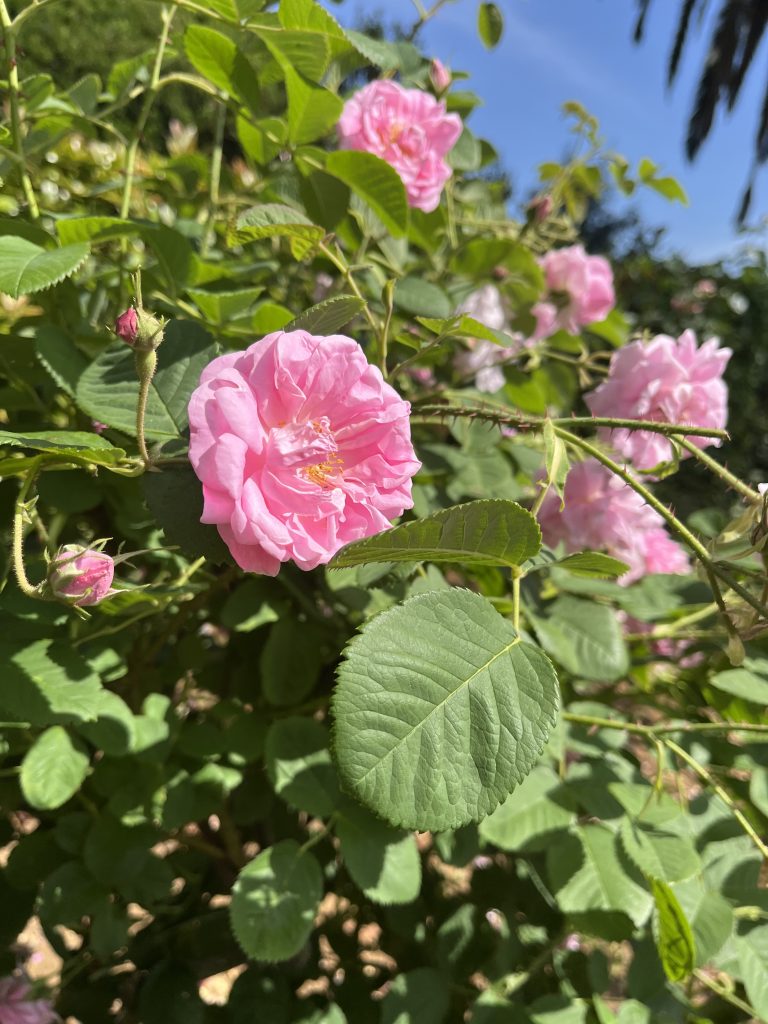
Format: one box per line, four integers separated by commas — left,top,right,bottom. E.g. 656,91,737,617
270,417,344,489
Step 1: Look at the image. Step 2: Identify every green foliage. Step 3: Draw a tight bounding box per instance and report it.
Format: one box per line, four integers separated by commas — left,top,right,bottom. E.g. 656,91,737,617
0,1,766,1020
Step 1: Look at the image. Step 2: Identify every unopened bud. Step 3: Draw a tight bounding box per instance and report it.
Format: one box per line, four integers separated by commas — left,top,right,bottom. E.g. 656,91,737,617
429,58,452,94
48,544,115,607
529,194,553,223
115,307,139,345
115,306,166,352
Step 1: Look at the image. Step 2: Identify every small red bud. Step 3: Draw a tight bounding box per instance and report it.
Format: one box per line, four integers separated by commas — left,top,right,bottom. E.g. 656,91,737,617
115,307,139,345
529,194,553,223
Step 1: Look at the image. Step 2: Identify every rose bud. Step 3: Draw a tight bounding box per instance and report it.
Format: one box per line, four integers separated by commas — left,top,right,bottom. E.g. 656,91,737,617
115,307,139,345
115,306,166,352
48,544,115,607
429,58,452,94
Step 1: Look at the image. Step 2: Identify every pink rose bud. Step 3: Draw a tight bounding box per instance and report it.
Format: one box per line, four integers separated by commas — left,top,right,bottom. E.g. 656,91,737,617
115,307,139,345
48,544,115,607
529,194,553,223
429,58,452,93
337,80,462,212
0,975,58,1024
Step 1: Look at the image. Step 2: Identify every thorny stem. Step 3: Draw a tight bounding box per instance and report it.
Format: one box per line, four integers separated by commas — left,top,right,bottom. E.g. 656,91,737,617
1,0,40,219
677,436,759,500
119,5,176,219
554,427,768,622
11,458,44,599
135,349,158,469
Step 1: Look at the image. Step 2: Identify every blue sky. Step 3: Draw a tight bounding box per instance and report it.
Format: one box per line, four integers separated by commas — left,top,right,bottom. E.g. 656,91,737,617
330,0,768,262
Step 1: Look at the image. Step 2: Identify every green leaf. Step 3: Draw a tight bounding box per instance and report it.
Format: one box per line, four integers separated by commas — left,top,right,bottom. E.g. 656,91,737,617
619,819,700,883
394,277,452,318
530,596,629,682
332,589,559,831
542,419,570,508
548,826,653,928
647,177,688,205
21,726,90,810
143,462,232,563
336,801,421,905
0,640,103,727
281,65,343,145
138,962,206,1024
56,217,138,246
0,429,124,468
479,765,575,852
284,295,365,334
187,286,264,325
553,552,630,579
478,2,504,48
261,617,327,707
35,325,89,396
330,500,541,571
709,661,768,703
184,25,259,110
257,27,331,82
76,320,218,440
736,933,768,1020
325,150,408,238
230,839,323,962
0,236,89,298
265,717,341,817
228,203,324,259
650,879,695,982
381,968,450,1024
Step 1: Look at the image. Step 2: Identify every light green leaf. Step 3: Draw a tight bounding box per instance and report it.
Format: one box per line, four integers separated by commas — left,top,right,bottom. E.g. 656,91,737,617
330,500,541,571
479,765,575,851
325,150,408,238
76,320,218,440
530,596,629,682
0,236,89,298
381,968,450,1024
552,552,630,579
332,589,559,831
736,933,768,1020
230,839,323,962
650,879,695,982
56,217,138,246
184,25,259,110
257,27,331,82
0,640,103,727
619,819,700,883
281,65,343,146
395,277,452,318
265,717,341,817
284,295,365,334
478,2,504,48
187,287,264,325
21,726,90,810
337,801,421,905
709,661,768,703
548,825,653,927
228,203,324,259
542,419,570,508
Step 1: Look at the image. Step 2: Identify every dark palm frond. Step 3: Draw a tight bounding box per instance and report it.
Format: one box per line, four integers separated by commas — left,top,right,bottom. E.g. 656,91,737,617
668,0,704,84
727,3,768,108
686,0,742,159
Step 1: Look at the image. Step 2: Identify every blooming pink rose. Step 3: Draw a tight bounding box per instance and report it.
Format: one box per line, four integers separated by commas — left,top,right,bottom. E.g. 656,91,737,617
0,977,58,1024
533,244,614,338
48,544,115,607
585,330,731,470
337,80,462,213
188,331,421,575
429,58,452,93
537,459,690,584
454,284,532,392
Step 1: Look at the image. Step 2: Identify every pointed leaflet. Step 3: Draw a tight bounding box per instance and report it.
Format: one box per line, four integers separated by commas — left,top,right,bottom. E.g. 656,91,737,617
325,151,409,238
336,801,421,905
650,879,695,982
0,236,89,298
330,500,541,571
21,727,90,810
332,589,559,831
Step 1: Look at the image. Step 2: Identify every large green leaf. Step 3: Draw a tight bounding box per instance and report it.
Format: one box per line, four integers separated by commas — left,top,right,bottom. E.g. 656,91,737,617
56,216,138,245
280,65,343,146
530,596,629,682
0,429,125,468
20,726,90,810
230,839,323,962
285,295,365,334
619,819,701,883
0,236,89,297
336,801,421,905
228,203,324,259
332,589,559,831
265,717,341,817
479,765,575,852
0,640,103,726
330,500,541,571
736,932,768,1021
325,150,408,237
260,617,327,707
257,27,331,82
184,25,259,111
650,879,695,982
76,320,217,440
381,968,450,1024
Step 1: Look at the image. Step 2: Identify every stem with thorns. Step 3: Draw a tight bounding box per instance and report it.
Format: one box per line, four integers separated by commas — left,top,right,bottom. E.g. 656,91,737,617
11,458,44,599
1,0,40,219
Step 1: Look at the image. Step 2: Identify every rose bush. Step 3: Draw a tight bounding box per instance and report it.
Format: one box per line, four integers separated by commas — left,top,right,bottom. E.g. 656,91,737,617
1,1,767,1022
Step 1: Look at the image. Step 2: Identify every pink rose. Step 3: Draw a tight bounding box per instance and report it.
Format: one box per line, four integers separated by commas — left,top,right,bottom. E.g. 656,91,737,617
533,244,614,338
188,330,421,575
429,58,452,93
585,330,731,471
115,307,138,345
537,459,689,584
48,544,115,607
337,80,462,213
453,284,531,393
0,976,58,1024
